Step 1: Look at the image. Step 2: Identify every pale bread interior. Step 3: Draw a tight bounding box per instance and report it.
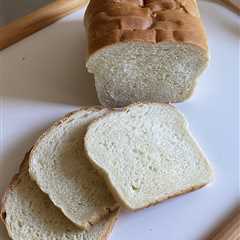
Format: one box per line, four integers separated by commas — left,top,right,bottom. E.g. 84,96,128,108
1,158,118,240
29,108,117,229
86,42,208,107
85,103,213,210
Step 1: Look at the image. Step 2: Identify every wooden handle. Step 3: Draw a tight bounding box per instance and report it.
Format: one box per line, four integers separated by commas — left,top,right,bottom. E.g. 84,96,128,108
0,0,88,50
220,0,240,14
210,210,240,240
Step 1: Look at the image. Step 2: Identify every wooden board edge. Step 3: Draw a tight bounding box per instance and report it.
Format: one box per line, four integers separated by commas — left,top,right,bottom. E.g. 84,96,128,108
0,0,89,50
205,207,240,240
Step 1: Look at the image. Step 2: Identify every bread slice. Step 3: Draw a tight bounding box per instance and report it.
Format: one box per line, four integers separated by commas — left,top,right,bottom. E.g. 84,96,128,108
84,103,213,210
0,153,118,240
29,107,118,229
85,0,209,107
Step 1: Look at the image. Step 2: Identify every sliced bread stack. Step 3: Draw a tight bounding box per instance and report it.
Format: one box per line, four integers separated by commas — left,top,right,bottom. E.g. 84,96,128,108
1,103,213,240
1,107,120,240
0,153,118,240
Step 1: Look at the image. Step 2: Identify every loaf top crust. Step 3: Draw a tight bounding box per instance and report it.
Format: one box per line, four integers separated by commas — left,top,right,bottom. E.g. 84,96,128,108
84,0,208,55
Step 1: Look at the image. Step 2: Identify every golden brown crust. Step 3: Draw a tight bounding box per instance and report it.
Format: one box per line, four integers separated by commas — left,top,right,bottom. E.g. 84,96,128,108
84,0,208,55
100,210,120,240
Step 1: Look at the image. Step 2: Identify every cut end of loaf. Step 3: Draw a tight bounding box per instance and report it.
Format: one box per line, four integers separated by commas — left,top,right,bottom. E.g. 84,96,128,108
86,42,208,107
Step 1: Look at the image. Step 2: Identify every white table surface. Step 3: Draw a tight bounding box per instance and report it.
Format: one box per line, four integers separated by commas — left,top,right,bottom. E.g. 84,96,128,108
0,3,239,240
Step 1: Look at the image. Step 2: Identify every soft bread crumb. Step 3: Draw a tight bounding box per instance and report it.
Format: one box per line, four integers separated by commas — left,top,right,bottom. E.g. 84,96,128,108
29,107,118,229
85,103,214,210
1,154,119,240
87,42,208,107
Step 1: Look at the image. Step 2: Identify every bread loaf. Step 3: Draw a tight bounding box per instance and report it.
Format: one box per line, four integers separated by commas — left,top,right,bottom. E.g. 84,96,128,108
0,153,119,240
85,0,209,107
84,103,213,210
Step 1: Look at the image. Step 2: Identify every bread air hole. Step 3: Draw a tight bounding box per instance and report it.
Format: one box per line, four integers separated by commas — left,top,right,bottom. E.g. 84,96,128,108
131,184,140,191
2,211,6,220
18,220,23,228
148,165,158,172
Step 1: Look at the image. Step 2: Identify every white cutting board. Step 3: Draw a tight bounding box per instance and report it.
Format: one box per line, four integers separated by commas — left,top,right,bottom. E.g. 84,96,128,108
0,2,239,240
